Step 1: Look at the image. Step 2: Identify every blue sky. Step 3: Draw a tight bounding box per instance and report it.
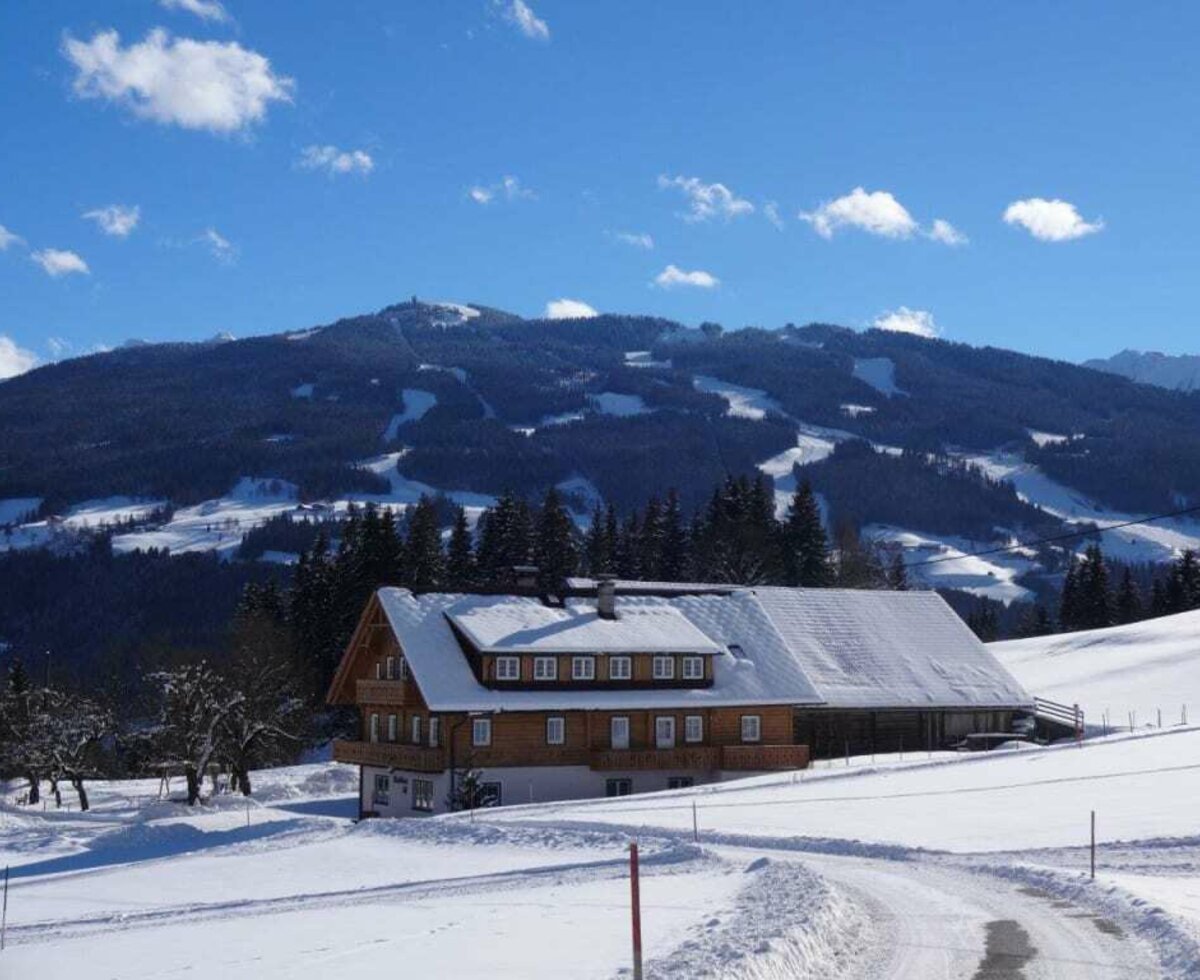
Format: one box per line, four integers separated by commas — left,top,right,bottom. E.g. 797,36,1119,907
2,1,1199,377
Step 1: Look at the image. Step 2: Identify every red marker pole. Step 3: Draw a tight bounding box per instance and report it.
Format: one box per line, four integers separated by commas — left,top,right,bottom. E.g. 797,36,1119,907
630,842,643,980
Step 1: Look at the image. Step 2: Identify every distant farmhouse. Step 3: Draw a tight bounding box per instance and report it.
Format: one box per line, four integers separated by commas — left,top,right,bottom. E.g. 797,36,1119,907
327,577,1032,817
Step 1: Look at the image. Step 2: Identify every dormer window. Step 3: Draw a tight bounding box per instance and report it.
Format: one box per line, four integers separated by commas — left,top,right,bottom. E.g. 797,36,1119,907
682,656,704,680
534,656,558,681
495,656,520,681
652,655,675,680
572,656,596,680
608,656,631,680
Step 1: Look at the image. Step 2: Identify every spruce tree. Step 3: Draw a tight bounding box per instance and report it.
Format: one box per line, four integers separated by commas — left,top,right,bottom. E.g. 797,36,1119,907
1059,557,1081,631
534,487,579,589
658,488,690,581
584,503,610,576
405,496,445,593
638,496,664,580
780,481,831,587
886,552,909,591
1076,544,1114,630
446,507,476,590
1115,567,1143,624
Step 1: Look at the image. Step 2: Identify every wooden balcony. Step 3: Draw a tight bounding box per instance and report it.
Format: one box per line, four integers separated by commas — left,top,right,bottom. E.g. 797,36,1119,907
355,679,408,706
720,744,810,771
332,739,447,772
590,746,721,771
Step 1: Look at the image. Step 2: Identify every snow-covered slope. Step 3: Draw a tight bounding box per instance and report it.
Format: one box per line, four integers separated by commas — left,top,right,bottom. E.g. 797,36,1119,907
1084,349,1200,392
991,608,1200,730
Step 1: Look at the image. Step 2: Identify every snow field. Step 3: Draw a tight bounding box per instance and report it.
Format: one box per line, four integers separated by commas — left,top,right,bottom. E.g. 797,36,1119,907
383,387,438,440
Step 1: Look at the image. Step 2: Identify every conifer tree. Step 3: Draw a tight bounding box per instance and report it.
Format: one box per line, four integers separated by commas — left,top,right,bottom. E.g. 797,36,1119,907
658,488,690,581
1059,556,1081,631
584,503,611,576
1115,566,1143,624
886,552,909,591
639,496,664,580
780,481,831,587
534,487,578,590
405,496,445,592
446,507,476,590
1076,544,1114,630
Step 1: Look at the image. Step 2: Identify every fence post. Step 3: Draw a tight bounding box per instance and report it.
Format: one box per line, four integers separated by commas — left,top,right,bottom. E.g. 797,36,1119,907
1157,708,1162,729
1075,703,1082,746
630,842,644,980
2,864,8,952
1090,811,1096,880
692,800,698,843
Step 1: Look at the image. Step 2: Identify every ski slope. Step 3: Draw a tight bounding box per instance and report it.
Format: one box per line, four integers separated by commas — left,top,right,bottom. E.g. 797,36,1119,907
992,608,1200,730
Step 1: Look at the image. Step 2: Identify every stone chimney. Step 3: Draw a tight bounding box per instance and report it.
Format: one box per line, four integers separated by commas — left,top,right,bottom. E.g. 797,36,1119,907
596,575,617,620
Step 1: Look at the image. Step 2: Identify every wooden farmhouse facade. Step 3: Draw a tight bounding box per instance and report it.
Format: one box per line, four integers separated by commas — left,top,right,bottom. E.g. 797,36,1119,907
327,580,1032,817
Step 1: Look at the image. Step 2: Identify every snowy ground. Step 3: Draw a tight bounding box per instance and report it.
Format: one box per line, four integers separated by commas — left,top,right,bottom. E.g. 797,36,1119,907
383,388,438,440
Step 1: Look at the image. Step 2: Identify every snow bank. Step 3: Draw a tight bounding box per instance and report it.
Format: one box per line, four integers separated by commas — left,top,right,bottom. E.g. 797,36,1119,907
852,357,907,397
694,375,783,420
589,391,649,417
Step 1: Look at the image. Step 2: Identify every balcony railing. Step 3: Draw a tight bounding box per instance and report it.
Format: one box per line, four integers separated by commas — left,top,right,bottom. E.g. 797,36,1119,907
332,739,447,772
355,679,408,706
720,744,810,771
590,746,721,771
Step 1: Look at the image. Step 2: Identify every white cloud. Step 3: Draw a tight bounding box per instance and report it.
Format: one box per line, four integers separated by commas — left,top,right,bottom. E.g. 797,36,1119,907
800,187,918,240
503,1,550,41
0,224,24,250
159,0,230,22
31,248,90,277
653,264,719,289
1003,197,1103,242
544,298,598,319
658,175,754,222
63,29,293,133
872,306,939,339
199,227,235,262
613,231,654,250
468,175,534,204
763,201,784,230
0,336,38,380
298,144,374,176
83,204,141,237
926,218,967,246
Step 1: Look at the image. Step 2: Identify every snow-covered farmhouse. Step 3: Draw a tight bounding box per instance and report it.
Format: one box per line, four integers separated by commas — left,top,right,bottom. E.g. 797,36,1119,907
327,579,1032,817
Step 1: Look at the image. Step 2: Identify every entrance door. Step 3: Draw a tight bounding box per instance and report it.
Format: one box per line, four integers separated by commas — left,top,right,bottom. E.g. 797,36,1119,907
655,716,676,749
611,716,630,750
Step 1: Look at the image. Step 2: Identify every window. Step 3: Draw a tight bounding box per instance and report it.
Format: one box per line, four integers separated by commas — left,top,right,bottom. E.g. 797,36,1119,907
496,656,520,681
572,656,596,680
472,717,492,747
610,715,630,750
398,656,408,681
534,656,558,681
374,662,382,680
387,714,397,742
412,778,434,812
608,656,631,680
546,716,566,745
477,782,503,808
667,776,694,790
385,656,395,680
682,656,705,680
369,713,380,743
652,656,675,680
684,715,703,743
428,717,440,748
411,714,422,745
372,773,390,807
655,716,676,749
741,715,762,743
606,778,632,797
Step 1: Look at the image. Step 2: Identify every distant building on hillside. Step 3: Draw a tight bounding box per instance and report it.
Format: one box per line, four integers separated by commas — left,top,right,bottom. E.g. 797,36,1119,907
326,578,1032,817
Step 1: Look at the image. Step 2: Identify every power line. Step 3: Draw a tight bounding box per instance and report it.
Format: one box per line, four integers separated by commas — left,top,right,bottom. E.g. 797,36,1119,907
902,503,1200,570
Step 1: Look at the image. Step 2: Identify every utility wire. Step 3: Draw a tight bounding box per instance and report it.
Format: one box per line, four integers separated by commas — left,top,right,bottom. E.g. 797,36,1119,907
901,503,1200,569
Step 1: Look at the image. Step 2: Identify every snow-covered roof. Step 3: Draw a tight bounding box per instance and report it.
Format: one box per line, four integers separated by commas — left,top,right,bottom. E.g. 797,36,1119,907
375,589,822,711
753,587,1032,709
447,598,723,655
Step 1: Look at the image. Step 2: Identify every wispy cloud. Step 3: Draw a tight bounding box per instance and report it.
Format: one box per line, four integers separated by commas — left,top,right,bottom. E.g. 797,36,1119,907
158,0,230,23
198,227,235,262
763,201,784,230
63,28,293,133
502,1,550,41
83,204,140,237
545,298,599,319
0,224,24,250
31,248,90,277
872,306,939,338
926,218,967,246
658,175,754,222
611,230,654,250
298,144,374,176
653,264,719,289
468,175,535,205
0,335,39,380
1003,197,1103,242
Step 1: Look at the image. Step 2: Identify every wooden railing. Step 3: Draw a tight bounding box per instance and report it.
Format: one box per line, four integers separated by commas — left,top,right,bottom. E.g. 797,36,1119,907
332,739,447,772
355,679,408,706
720,744,810,771
590,746,721,771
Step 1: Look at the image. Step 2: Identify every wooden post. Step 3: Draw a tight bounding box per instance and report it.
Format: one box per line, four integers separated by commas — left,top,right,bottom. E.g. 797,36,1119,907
844,740,850,767
1075,703,1082,746
1,864,8,951
1157,708,1162,729
1090,810,1096,880
691,800,698,843
630,842,644,980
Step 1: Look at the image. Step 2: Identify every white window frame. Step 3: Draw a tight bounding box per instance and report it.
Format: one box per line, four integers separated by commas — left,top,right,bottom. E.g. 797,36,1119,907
385,655,396,680
572,655,596,680
412,777,434,812
652,655,675,680
428,716,440,748
533,656,558,681
655,715,676,749
398,656,408,682
684,715,703,743
372,773,390,806
369,713,380,743
608,655,632,680
682,656,704,680
546,716,566,745
741,714,762,743
472,717,492,747
387,714,397,742
495,656,520,681
411,714,422,745
610,715,630,750
374,662,382,680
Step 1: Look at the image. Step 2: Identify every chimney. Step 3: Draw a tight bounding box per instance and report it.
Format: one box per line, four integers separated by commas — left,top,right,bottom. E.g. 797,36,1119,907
512,565,540,593
596,575,617,620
